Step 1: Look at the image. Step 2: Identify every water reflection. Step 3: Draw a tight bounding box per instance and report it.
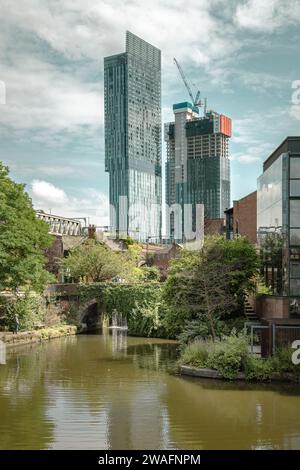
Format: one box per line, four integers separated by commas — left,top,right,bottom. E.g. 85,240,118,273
1,333,300,449
108,327,128,355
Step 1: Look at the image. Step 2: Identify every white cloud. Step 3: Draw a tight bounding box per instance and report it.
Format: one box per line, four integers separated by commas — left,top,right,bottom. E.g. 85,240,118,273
231,107,287,164
235,0,300,32
0,0,299,207
0,0,239,146
231,152,261,164
231,142,274,164
0,0,237,63
0,0,247,157
31,180,67,205
0,0,294,145
290,104,300,120
30,180,109,225
0,55,102,136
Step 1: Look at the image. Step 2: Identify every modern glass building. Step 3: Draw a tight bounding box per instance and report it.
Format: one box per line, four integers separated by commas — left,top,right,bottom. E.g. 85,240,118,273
104,31,162,242
257,137,300,316
165,103,231,241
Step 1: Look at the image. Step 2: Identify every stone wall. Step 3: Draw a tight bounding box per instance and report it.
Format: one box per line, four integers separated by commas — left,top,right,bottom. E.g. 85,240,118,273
44,283,102,331
0,325,77,347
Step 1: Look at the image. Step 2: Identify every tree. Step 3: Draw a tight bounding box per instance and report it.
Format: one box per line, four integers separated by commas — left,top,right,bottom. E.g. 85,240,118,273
164,236,260,340
0,163,53,291
62,238,160,284
62,240,122,282
259,233,283,294
141,266,160,282
62,239,144,283
205,235,260,306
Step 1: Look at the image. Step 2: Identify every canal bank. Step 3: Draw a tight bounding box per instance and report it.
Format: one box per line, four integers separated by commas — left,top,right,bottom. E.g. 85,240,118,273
179,364,300,383
0,325,77,348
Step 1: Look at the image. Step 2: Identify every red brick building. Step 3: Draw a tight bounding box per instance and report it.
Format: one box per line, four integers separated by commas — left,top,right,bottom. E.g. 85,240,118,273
141,243,181,279
204,218,225,236
225,191,257,244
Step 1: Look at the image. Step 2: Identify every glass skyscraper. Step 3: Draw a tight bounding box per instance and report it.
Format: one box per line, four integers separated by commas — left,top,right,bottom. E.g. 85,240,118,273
104,31,162,242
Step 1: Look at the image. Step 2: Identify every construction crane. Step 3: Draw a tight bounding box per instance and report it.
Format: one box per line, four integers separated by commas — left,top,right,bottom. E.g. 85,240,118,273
173,57,206,111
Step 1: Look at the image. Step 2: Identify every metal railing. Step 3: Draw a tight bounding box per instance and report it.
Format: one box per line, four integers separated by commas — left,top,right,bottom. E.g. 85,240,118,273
244,322,269,354
272,324,300,355
245,321,300,356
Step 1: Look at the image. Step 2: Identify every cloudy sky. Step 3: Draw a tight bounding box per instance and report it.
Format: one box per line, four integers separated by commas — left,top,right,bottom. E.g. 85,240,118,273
1,0,300,226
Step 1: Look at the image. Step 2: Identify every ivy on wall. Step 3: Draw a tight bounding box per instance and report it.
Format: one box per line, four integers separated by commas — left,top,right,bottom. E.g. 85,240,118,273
46,283,180,339
102,284,164,337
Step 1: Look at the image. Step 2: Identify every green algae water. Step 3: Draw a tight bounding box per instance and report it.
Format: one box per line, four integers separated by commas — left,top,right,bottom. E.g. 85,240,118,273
1,329,300,450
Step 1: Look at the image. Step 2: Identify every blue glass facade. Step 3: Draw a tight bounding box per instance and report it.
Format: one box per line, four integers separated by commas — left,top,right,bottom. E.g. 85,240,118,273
104,31,162,242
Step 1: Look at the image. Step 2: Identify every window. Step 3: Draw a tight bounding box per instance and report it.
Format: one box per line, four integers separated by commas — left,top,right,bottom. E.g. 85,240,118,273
290,157,300,178
290,279,300,296
290,229,300,245
290,200,300,227
290,180,300,197
290,260,300,278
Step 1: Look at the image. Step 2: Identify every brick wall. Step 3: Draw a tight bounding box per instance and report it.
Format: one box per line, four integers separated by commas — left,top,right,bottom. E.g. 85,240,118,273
204,218,225,236
233,190,257,244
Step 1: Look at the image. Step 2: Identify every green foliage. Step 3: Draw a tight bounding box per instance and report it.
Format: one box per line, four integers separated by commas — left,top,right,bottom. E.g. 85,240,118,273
164,236,260,339
271,347,300,381
209,236,260,297
103,284,168,337
181,333,249,379
5,292,45,331
260,233,283,267
61,239,152,284
140,266,160,282
180,340,212,368
244,348,300,382
260,233,284,294
244,355,274,381
0,163,54,291
78,283,105,302
129,302,163,337
37,325,77,340
119,236,136,248
206,334,249,379
103,284,161,316
181,335,300,382
256,277,272,296
178,319,210,344
62,240,134,282
156,304,191,340
178,317,246,345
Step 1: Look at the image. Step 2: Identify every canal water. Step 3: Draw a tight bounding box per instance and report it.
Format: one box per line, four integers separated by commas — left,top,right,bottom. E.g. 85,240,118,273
1,329,300,450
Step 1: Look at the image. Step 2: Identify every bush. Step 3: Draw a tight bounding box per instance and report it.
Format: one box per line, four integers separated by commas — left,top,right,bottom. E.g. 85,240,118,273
181,333,249,379
206,334,249,379
178,317,246,345
103,284,169,338
5,292,45,331
180,336,300,382
244,355,274,381
141,266,160,282
178,319,210,344
180,340,212,368
129,302,164,337
271,347,300,382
